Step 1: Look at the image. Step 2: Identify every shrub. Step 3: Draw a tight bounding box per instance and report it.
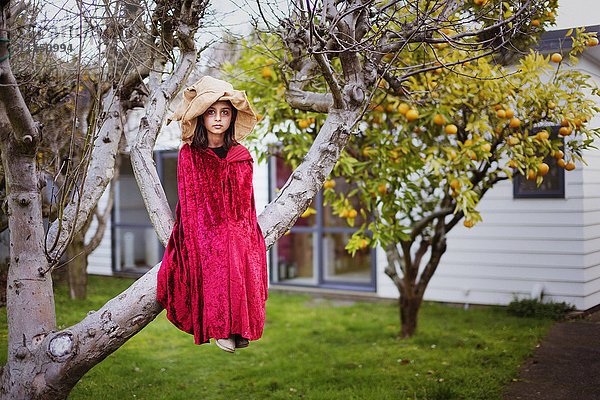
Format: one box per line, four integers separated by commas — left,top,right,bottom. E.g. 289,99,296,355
507,298,576,320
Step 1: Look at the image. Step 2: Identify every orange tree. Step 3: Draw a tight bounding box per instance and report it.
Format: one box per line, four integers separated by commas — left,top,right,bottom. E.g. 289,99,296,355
225,1,600,338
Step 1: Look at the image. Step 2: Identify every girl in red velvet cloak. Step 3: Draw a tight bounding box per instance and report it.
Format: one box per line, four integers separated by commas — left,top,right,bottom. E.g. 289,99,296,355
157,76,267,353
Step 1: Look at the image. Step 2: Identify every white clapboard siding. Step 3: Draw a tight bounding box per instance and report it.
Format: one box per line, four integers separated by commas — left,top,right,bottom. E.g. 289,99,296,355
581,115,600,309
86,185,113,275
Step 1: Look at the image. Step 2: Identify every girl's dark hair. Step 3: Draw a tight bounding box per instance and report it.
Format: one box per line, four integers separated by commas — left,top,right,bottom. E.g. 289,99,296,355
191,101,238,151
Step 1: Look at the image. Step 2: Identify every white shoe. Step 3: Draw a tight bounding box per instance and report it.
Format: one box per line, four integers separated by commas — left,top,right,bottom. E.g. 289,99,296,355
215,337,235,353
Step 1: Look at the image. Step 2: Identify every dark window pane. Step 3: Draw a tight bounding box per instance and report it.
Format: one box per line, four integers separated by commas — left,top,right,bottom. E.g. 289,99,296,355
514,126,564,199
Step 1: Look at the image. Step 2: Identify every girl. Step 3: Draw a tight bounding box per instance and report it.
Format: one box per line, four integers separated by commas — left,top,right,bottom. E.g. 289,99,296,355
157,76,267,353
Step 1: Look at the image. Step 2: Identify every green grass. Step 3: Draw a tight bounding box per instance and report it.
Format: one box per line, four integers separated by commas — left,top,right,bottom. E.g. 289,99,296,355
0,276,554,399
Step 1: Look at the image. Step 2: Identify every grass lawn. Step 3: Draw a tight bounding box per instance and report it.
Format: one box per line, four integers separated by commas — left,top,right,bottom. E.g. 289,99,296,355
0,275,554,399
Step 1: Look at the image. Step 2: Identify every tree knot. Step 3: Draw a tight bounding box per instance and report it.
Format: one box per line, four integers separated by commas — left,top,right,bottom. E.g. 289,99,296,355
47,331,77,362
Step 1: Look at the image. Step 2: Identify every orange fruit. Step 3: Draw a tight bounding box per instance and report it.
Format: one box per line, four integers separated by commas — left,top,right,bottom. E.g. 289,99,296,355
509,117,521,128
531,19,540,27
547,11,555,18
527,169,536,180
378,184,387,195
553,150,564,159
398,103,409,115
505,108,515,118
551,53,562,63
481,142,491,152
445,124,458,135
493,104,502,111
565,162,576,171
433,113,447,125
508,137,519,146
261,66,273,78
324,180,336,189
588,37,599,47
536,130,549,141
450,179,461,190
496,109,507,118
557,159,566,168
386,104,395,112
463,219,475,228
559,126,572,136
298,119,309,129
537,162,549,176
406,109,419,121
362,146,373,157
348,209,358,218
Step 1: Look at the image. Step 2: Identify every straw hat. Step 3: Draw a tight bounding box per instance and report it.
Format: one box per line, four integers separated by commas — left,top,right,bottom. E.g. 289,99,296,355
167,76,258,144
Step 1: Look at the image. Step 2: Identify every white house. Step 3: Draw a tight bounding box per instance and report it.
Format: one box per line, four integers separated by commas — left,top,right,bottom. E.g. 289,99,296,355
88,2,600,311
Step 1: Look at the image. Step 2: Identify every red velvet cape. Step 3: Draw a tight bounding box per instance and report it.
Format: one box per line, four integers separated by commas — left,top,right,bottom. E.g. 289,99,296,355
157,143,268,344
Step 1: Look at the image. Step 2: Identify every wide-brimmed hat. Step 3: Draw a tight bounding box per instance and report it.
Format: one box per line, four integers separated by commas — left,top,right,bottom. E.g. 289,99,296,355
167,76,258,144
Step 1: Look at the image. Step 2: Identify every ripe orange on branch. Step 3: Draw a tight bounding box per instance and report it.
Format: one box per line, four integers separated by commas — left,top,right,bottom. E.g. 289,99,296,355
323,180,336,189
405,109,419,121
445,124,457,135
398,103,409,115
509,118,521,128
262,66,273,78
588,37,599,47
559,126,572,136
551,53,562,63
537,163,549,176
433,113,447,125
536,130,549,141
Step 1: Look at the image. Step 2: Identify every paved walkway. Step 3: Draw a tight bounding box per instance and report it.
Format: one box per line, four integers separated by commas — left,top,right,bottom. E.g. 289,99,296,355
503,311,600,399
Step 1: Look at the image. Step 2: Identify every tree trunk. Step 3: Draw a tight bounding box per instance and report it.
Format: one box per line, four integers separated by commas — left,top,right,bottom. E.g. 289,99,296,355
66,230,87,300
399,292,423,338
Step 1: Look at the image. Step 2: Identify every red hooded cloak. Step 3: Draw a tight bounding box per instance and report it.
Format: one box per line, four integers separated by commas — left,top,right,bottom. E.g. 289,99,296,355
157,143,268,344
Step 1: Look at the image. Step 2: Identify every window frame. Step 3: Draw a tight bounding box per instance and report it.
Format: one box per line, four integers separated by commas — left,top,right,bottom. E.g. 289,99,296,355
268,155,377,292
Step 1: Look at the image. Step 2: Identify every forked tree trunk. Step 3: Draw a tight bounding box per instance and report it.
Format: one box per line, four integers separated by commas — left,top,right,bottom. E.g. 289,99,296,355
386,231,448,339
399,292,423,338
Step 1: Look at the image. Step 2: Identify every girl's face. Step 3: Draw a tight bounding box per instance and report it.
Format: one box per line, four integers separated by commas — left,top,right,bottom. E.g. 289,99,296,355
203,101,233,137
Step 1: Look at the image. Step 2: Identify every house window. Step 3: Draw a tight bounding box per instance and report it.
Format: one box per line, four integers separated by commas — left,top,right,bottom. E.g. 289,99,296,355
269,156,376,291
513,126,565,199
112,150,178,274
